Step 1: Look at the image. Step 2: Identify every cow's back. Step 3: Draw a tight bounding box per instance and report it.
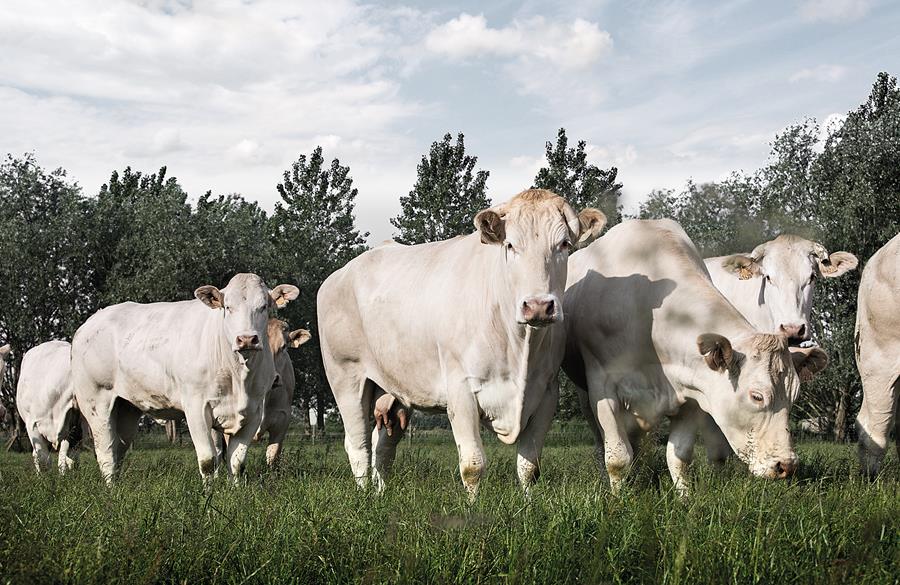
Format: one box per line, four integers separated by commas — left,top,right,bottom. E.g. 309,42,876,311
16,340,74,442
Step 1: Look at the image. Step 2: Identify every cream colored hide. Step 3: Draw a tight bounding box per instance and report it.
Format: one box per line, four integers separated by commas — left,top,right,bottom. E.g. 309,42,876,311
16,341,82,474
0,344,10,382
855,232,900,477
318,189,606,496
706,235,858,343
563,220,827,493
71,273,299,484
254,318,310,467
701,236,854,464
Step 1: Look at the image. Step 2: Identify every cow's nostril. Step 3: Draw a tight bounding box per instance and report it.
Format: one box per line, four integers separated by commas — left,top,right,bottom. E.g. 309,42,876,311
545,299,554,316
797,324,806,338
250,335,259,346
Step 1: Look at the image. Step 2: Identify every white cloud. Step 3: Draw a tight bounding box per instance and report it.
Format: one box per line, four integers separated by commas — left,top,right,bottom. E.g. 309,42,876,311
798,0,870,22
425,13,612,70
789,64,847,83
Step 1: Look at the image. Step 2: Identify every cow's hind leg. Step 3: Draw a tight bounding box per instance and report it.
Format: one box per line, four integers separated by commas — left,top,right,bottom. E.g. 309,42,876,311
331,374,375,488
76,389,118,484
370,400,408,493
111,398,142,467
856,372,898,478
29,431,51,473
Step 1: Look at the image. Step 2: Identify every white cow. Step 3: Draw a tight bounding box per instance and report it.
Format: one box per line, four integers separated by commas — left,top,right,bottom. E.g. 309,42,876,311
705,235,857,343
700,235,855,462
318,189,606,495
71,273,298,484
16,341,83,473
563,220,828,492
855,232,900,476
256,318,310,467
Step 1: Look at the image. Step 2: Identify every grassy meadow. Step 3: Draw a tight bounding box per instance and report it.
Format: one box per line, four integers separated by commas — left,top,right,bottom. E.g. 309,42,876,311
0,424,897,584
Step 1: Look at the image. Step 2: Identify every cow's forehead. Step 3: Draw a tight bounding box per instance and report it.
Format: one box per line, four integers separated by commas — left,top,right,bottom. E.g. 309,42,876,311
267,318,288,352
224,273,269,303
763,237,817,274
502,193,573,237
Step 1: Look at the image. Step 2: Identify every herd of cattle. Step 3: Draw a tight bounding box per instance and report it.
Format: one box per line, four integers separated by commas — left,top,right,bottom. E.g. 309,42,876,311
0,189,897,496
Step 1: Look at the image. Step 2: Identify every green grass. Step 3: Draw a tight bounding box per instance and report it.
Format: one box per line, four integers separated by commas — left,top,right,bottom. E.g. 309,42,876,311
0,425,897,584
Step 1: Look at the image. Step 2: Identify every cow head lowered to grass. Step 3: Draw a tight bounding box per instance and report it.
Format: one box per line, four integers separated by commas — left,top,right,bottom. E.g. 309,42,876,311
696,332,828,478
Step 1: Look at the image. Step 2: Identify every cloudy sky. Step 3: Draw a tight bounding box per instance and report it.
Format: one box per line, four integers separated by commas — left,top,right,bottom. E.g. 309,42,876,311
1,0,897,241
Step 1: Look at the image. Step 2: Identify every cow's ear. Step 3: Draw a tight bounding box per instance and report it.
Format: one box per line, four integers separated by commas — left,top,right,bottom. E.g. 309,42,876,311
289,329,311,348
0,344,10,359
474,209,505,244
576,208,607,247
697,333,734,372
270,284,300,308
819,252,858,278
195,286,224,309
790,346,828,382
720,254,761,280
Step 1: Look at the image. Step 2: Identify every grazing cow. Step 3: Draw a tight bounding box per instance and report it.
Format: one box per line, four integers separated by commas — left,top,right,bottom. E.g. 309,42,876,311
855,232,900,476
256,318,310,467
563,220,828,492
71,273,298,484
318,189,606,495
700,236,854,462
16,341,82,473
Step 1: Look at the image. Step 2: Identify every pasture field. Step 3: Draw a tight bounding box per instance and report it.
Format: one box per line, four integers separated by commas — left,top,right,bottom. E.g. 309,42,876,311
0,424,897,585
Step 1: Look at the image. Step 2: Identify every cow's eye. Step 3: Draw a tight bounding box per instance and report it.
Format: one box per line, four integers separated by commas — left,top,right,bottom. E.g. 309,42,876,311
506,242,515,253
749,391,765,404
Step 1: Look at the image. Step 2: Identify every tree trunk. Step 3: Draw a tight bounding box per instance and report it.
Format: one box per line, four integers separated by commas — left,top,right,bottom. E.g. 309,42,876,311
833,385,849,443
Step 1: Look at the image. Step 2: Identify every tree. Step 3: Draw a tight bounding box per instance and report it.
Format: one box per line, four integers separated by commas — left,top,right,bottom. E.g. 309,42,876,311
90,166,197,305
269,147,369,430
390,132,489,244
534,128,623,225
0,154,95,422
802,72,900,440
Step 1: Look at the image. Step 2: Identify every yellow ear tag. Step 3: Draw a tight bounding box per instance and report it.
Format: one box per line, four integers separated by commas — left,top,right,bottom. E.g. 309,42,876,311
738,267,752,280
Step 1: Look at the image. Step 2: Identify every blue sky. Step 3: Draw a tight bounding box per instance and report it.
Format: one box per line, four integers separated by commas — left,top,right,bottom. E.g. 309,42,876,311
1,0,897,241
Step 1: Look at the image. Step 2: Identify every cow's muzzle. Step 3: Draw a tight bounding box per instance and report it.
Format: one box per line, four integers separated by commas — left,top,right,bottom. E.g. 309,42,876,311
235,334,261,352
518,295,561,327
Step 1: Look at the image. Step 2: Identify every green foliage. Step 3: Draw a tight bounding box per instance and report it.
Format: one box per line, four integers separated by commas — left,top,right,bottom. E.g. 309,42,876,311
390,132,489,244
534,128,623,225
269,147,369,427
0,154,94,403
0,431,896,584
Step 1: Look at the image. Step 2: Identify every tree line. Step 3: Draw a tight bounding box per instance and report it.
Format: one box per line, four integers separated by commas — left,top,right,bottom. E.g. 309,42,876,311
1,72,897,440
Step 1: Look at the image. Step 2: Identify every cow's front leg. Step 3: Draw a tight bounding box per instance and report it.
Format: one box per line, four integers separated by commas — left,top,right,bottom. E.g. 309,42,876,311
516,381,559,493
700,414,732,467
667,408,699,496
225,408,263,482
184,404,219,487
585,365,632,492
447,387,486,500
